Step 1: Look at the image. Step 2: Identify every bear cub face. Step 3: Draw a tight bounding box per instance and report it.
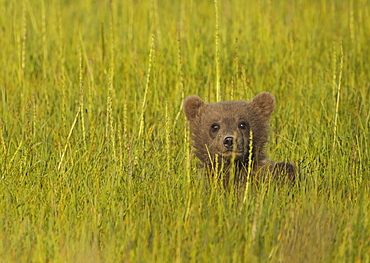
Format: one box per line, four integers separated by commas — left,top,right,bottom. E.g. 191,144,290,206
184,92,294,180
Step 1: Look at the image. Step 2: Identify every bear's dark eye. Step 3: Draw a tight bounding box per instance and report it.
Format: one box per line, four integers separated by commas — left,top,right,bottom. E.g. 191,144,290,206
238,122,248,130
211,123,220,133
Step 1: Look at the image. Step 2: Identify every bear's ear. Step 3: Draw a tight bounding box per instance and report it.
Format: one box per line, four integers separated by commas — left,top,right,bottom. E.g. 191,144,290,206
248,92,276,120
183,95,207,121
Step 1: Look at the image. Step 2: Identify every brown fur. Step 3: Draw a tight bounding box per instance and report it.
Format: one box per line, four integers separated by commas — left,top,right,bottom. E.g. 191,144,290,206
184,92,295,185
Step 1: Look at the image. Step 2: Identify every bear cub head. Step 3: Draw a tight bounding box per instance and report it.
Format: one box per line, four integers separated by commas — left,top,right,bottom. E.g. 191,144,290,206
184,92,294,180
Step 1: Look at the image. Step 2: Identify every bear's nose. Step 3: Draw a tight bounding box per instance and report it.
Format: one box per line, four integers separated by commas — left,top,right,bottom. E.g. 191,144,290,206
223,136,234,150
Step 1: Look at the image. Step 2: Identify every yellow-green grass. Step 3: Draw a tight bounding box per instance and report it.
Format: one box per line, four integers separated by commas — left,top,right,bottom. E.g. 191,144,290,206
0,0,369,262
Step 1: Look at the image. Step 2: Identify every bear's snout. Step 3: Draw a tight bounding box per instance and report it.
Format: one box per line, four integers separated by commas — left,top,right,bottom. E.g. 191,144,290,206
223,136,234,151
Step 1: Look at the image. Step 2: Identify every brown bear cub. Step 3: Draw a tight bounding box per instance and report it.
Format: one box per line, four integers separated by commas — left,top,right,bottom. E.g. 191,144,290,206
184,92,295,186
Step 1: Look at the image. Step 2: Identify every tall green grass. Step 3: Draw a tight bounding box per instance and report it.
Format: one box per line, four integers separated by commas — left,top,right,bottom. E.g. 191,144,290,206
0,0,369,262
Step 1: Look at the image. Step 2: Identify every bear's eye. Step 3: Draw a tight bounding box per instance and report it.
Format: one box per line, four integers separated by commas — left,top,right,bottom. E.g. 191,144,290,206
211,123,220,133
238,122,248,130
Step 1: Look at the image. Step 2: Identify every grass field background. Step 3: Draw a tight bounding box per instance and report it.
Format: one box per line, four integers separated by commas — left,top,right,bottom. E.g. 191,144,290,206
0,0,369,262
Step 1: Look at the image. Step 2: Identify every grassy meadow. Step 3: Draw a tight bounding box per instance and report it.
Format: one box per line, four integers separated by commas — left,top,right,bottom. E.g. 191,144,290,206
0,0,369,262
